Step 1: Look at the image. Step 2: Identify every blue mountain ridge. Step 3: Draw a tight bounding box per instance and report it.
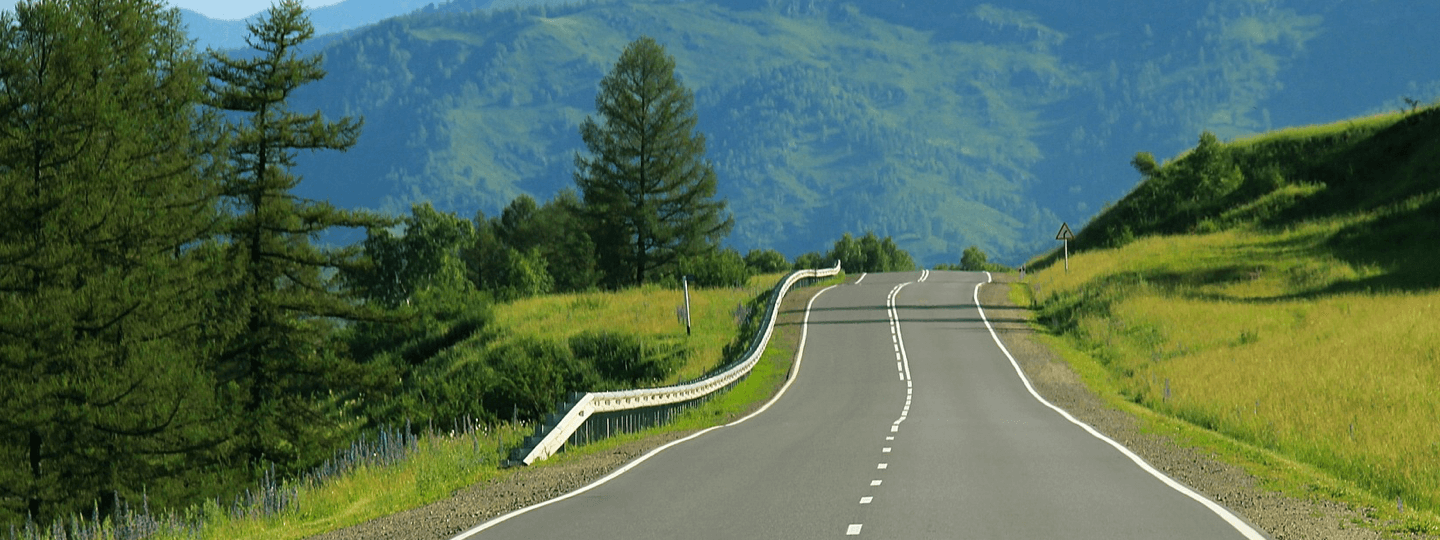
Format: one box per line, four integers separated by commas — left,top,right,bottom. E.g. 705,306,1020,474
205,0,1440,265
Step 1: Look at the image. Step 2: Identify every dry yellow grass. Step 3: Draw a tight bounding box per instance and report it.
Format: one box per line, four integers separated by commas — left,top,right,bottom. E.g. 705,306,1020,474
1028,220,1440,528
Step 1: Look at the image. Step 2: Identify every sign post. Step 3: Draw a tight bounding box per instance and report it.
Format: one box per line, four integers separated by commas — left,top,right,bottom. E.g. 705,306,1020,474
682,275,693,336
1055,222,1074,273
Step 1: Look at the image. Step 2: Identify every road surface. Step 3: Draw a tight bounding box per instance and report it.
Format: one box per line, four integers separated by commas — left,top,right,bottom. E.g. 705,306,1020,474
459,271,1264,539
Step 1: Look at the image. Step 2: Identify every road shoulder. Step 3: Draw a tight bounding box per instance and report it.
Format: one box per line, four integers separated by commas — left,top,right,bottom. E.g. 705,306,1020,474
304,278,841,540
980,273,1396,540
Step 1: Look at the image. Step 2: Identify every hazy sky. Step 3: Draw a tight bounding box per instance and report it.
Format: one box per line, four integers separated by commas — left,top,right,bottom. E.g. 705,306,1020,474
4,1,345,21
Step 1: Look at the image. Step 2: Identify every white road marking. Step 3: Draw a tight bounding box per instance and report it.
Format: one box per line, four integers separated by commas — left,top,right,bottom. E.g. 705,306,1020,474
860,497,873,504
855,273,867,285
870,480,883,486
886,436,894,441
890,425,898,432
847,524,863,535
877,463,888,469
448,284,843,540
883,447,892,453
887,283,914,381
973,272,1267,540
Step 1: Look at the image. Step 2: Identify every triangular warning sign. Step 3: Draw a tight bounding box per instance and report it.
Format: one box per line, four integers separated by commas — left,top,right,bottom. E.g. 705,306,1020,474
1055,222,1074,241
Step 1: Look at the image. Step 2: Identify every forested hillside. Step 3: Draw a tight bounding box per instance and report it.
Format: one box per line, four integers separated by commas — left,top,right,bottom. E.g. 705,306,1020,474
274,0,1440,266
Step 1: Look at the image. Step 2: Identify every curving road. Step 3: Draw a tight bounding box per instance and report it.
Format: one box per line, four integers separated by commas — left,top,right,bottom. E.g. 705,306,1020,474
457,271,1266,539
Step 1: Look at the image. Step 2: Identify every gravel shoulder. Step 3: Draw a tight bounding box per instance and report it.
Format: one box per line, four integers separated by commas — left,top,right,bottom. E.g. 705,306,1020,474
310,273,1419,540
979,273,1417,540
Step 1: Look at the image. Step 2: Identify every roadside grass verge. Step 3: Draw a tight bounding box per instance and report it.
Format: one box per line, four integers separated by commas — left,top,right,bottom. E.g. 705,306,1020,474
541,272,845,460
488,273,786,384
1020,222,1440,536
142,273,841,540
192,422,531,540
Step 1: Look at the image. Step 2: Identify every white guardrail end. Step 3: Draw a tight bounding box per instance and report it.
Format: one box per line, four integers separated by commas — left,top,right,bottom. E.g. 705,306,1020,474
519,263,841,465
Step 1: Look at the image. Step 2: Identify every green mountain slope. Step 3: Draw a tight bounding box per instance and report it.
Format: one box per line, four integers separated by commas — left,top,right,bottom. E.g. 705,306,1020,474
293,1,1074,263
284,0,1431,265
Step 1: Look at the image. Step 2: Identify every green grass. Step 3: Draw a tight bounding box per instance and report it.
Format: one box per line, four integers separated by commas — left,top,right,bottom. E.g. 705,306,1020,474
191,423,530,540
168,273,841,540
1020,105,1440,535
489,273,785,384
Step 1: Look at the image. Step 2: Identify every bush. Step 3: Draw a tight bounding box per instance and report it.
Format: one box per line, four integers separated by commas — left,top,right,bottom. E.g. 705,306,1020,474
744,248,790,273
960,245,988,271
569,331,684,387
936,245,1013,272
826,231,915,273
680,248,751,288
792,251,826,270
482,337,597,421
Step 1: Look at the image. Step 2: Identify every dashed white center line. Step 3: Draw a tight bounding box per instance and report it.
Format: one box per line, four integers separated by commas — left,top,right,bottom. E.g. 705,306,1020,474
845,280,924,538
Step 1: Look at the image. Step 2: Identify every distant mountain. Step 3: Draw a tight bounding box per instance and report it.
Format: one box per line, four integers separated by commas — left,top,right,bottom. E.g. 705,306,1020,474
179,0,448,50
265,0,1439,265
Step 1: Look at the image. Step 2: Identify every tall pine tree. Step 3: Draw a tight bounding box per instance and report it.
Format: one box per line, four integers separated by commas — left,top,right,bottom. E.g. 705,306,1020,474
574,37,733,287
206,0,392,469
0,0,229,524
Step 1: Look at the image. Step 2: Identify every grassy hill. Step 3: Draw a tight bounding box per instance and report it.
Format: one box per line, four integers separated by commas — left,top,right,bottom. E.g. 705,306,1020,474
1022,104,1440,533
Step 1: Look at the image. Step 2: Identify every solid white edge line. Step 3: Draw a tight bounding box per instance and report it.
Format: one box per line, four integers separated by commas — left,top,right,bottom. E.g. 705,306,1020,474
856,272,868,285
448,283,843,540
972,272,1268,540
892,283,913,381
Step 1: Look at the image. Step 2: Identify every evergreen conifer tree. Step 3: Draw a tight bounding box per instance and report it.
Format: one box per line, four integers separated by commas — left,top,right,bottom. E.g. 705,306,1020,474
574,37,733,287
206,0,393,469
0,0,229,523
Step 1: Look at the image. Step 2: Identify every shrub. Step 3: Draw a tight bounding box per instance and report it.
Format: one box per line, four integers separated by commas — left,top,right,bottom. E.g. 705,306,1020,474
744,248,790,273
482,337,597,421
792,251,826,270
827,231,915,272
680,247,751,288
570,331,684,387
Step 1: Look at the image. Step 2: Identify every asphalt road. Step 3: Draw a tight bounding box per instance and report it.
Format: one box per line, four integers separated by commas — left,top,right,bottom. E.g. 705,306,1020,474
459,271,1265,539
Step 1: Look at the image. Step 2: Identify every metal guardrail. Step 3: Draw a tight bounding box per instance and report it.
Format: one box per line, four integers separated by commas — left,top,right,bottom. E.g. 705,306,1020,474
514,262,843,465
